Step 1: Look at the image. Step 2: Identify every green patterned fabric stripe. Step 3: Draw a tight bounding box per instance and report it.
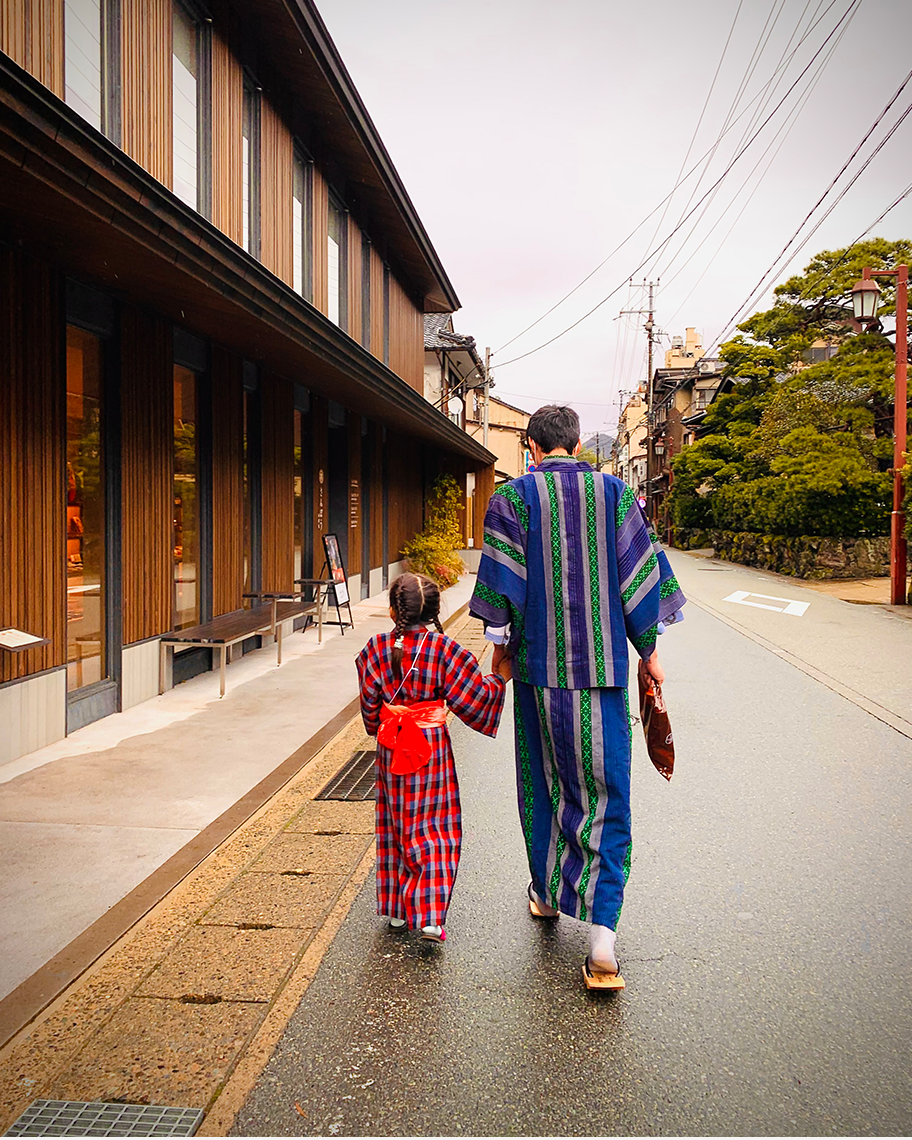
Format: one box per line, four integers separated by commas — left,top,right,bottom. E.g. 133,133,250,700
583,474,607,686
616,484,635,528
622,841,633,884
536,687,565,908
512,606,530,682
493,483,530,529
632,623,658,652
513,688,535,864
473,581,509,610
660,574,682,599
544,472,567,687
487,534,526,567
577,690,599,923
621,552,658,604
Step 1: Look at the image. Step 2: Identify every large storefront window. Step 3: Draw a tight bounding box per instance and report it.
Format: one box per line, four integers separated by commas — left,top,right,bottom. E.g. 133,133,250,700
173,366,200,629
66,327,106,691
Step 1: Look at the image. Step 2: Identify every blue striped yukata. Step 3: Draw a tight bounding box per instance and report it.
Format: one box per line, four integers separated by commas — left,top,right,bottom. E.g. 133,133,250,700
469,456,685,929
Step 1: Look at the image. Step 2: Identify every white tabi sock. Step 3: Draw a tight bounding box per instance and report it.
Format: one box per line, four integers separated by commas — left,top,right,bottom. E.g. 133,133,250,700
387,917,406,928
589,924,619,973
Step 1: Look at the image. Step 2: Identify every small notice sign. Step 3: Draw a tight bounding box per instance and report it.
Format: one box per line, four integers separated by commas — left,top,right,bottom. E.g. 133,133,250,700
323,533,350,606
0,628,50,651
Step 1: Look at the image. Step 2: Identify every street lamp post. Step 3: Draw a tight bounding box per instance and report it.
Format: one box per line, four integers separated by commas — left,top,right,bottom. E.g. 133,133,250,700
851,266,909,605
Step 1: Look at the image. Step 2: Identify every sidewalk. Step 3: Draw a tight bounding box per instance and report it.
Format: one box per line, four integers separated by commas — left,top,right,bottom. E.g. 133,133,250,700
0,577,476,1031
0,607,489,1137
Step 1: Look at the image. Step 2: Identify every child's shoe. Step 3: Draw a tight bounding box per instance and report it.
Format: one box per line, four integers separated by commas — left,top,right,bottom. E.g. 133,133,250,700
387,917,406,929
420,925,446,942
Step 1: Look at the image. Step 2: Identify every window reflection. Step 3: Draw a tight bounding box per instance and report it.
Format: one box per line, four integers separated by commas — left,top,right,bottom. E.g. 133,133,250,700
174,366,200,629
66,327,105,690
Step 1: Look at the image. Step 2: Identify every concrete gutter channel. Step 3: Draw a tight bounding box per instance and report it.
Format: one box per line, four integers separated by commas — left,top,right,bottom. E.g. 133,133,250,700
0,604,488,1136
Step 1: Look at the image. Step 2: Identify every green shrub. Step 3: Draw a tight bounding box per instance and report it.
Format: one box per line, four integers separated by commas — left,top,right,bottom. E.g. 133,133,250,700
402,474,466,589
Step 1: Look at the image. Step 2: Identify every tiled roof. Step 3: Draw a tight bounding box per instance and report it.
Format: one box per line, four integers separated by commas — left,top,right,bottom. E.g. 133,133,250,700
424,313,455,349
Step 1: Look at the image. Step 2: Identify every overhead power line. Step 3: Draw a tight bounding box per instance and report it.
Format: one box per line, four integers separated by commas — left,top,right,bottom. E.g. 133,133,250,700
492,0,861,371
492,0,848,358
709,71,912,349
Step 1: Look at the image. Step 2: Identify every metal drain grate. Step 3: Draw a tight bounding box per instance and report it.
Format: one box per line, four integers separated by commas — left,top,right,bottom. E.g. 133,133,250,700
316,749,377,801
4,1100,204,1137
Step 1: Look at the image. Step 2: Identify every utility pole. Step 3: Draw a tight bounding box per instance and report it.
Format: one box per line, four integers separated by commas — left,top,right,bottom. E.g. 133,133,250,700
483,346,491,450
619,281,659,518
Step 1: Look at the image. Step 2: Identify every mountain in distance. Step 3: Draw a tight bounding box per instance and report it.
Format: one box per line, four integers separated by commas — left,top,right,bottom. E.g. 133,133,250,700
581,432,615,458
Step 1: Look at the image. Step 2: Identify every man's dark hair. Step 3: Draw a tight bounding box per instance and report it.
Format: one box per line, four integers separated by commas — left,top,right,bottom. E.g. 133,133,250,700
526,405,581,454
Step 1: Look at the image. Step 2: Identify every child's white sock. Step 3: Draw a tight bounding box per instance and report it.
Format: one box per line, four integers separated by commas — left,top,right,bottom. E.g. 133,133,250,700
388,917,406,928
589,924,618,973
420,924,445,941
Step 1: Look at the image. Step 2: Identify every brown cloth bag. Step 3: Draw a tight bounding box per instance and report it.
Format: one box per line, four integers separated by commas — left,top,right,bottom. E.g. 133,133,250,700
637,660,675,781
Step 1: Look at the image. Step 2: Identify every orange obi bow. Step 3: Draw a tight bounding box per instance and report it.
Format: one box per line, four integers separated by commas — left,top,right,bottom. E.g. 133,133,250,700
378,700,448,775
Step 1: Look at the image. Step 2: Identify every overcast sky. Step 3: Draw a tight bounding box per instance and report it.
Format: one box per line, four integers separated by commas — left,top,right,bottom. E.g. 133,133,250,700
318,0,912,435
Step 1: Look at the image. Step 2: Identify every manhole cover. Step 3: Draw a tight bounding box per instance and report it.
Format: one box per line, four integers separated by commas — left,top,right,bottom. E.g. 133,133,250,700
316,749,377,801
4,1101,203,1136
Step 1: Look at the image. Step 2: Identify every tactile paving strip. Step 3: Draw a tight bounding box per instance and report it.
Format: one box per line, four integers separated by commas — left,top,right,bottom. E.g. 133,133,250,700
4,1100,204,1137
315,749,377,801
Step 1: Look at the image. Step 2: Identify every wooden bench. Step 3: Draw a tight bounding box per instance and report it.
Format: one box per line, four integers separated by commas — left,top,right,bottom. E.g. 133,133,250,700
158,594,319,699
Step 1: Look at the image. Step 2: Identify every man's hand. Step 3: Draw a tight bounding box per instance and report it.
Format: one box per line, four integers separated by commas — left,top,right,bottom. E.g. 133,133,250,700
492,643,512,681
644,650,664,685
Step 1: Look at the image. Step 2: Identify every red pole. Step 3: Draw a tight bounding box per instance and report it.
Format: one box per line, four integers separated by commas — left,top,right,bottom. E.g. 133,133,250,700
892,265,908,605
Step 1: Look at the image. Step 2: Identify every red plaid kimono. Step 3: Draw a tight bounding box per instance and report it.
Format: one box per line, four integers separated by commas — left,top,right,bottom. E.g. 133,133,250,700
356,626,506,929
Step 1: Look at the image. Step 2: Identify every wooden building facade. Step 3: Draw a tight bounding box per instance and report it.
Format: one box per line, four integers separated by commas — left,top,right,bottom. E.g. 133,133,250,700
0,0,494,761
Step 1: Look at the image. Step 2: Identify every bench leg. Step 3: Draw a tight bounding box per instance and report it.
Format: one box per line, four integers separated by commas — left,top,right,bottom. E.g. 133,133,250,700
277,622,283,666
159,640,167,695
220,645,227,698
318,590,323,643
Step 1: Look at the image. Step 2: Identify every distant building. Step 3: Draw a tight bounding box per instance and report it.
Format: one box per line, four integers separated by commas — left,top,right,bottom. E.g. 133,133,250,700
465,394,532,482
614,388,649,497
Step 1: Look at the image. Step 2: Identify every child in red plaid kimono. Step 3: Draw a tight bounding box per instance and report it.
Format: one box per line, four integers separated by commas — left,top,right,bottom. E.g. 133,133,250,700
356,573,509,942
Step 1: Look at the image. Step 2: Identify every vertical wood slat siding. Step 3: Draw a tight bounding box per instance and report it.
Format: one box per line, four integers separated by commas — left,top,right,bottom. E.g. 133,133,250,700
474,463,495,549
211,29,243,245
346,215,362,345
347,415,361,577
369,421,383,571
259,371,294,592
121,305,172,644
259,95,294,287
122,0,171,186
211,346,244,616
369,245,384,361
0,0,64,96
386,431,423,562
311,166,328,316
388,272,423,392
0,250,65,683
310,395,328,577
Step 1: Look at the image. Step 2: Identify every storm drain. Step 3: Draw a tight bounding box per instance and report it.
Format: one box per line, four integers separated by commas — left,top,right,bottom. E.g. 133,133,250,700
315,749,376,801
4,1100,203,1136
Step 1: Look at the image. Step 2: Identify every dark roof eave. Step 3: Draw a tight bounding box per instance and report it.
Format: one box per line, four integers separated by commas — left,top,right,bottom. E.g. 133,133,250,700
0,60,491,466
281,0,460,313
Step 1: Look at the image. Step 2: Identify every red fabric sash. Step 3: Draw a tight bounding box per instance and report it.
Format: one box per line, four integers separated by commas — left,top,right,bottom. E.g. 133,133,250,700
378,700,448,775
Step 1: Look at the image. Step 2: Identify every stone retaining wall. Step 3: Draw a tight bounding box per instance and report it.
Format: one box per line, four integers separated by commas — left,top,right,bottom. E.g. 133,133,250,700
671,528,890,579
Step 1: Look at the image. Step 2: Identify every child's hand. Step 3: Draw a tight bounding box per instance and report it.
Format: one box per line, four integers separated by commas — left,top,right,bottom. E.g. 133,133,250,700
493,649,512,682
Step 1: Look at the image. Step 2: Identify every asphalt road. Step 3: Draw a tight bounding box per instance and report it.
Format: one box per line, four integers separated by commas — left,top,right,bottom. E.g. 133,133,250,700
234,574,912,1136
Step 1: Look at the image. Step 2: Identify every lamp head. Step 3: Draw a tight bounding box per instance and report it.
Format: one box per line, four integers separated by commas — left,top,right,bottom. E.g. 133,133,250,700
850,277,881,325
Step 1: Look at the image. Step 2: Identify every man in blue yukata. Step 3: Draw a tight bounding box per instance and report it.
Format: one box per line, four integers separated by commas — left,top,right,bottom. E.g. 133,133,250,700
469,405,685,989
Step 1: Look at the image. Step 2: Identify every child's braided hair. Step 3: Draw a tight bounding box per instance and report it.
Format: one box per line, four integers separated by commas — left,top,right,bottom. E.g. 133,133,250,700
389,572,444,681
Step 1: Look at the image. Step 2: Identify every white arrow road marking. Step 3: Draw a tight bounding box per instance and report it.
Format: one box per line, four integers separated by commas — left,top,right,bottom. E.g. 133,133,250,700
722,590,810,617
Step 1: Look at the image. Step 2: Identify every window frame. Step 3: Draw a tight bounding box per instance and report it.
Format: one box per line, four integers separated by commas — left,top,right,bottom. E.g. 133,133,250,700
327,190,348,331
242,76,261,259
292,146,313,303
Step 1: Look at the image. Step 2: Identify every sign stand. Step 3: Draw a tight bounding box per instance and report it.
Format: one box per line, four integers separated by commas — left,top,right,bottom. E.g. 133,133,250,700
319,533,355,633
